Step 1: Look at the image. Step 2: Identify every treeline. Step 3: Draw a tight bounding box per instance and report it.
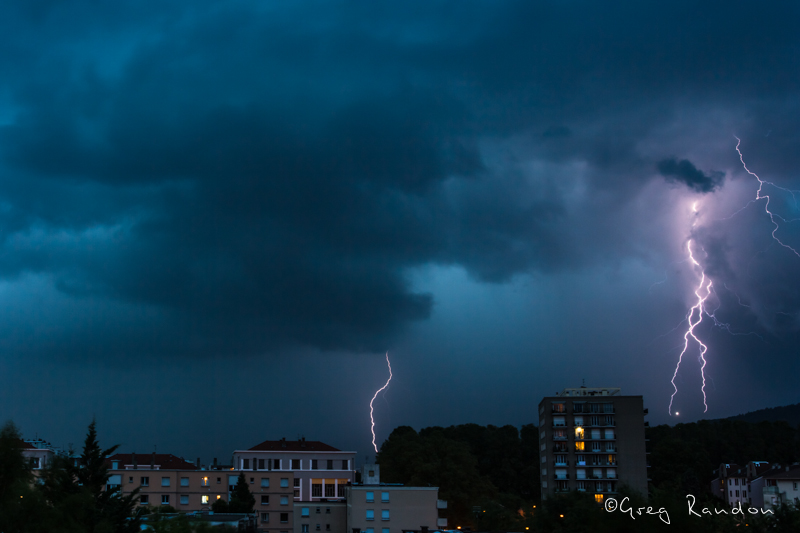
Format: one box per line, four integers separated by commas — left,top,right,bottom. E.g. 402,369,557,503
377,420,800,531
0,420,243,533
647,418,800,492
377,423,539,529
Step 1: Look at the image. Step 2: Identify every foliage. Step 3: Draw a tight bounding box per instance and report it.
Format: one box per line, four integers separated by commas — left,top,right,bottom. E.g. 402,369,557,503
228,472,255,513
647,419,800,489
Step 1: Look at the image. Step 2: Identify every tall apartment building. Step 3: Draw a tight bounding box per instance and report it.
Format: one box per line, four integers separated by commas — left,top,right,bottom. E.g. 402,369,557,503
232,438,356,503
538,386,648,501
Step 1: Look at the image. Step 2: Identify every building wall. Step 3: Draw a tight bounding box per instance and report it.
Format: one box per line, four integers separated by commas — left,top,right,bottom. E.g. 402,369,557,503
232,450,355,502
294,502,346,533
346,486,440,533
538,389,648,500
109,468,294,532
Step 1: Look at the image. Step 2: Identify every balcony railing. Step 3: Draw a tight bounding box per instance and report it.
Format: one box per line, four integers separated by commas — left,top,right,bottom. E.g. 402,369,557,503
553,474,569,480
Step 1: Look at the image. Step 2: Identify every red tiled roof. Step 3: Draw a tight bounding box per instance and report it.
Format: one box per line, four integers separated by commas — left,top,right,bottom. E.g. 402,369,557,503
764,464,800,480
106,453,198,470
248,439,340,452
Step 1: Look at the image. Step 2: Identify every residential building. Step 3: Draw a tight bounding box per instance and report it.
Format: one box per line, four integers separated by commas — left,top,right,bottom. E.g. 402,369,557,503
538,386,648,501
232,438,355,503
710,461,778,509
106,452,295,532
345,463,447,532
19,438,56,471
294,501,346,533
762,464,800,511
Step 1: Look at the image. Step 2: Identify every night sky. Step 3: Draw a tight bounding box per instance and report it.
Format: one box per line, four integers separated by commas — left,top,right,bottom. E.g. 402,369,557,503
1,1,799,464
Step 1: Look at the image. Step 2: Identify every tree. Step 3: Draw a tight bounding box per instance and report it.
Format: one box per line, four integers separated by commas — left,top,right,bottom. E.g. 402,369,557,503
228,472,255,513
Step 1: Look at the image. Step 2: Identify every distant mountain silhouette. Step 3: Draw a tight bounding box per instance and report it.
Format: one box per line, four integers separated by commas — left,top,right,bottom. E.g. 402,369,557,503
727,403,800,427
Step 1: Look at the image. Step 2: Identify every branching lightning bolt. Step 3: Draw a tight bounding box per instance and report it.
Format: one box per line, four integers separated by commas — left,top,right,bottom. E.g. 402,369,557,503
669,239,712,415
369,352,393,453
735,137,800,258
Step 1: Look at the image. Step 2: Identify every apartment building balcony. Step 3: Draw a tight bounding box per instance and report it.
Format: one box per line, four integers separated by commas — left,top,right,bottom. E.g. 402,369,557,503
553,474,569,480
763,487,782,495
554,460,568,466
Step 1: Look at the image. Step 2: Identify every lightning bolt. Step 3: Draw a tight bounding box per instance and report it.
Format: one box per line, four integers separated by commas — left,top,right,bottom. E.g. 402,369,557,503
369,352,392,453
669,239,712,415
735,136,800,258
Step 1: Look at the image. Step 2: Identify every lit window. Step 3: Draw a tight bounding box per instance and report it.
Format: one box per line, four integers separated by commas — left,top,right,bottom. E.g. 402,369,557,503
575,442,585,451
201,477,209,487
595,494,604,503
574,427,584,439
366,491,374,503
201,495,209,505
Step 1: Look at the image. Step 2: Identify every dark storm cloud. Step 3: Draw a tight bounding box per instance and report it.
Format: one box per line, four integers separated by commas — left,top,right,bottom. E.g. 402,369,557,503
657,158,725,193
0,0,799,361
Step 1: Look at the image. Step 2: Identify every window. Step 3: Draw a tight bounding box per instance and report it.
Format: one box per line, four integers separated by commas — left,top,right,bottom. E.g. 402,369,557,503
552,416,566,427
216,477,221,484
327,526,332,531
573,415,584,426
595,494,604,503
243,459,250,469
369,470,374,477
327,460,333,470
261,513,269,523
280,478,289,488
273,459,281,470
381,510,390,521
366,509,375,521
129,477,133,484
312,483,322,497
326,507,331,514
366,491,374,503
201,495,209,505
262,478,270,488
366,529,374,533
140,495,149,504
382,529,389,533
794,482,798,490
552,402,565,413
201,477,209,487
315,525,321,531
312,459,318,470
112,461,119,469
302,526,309,533
292,459,301,469
316,507,321,514
259,459,266,470
295,489,300,497
250,477,254,483
141,477,149,487
280,513,289,523
280,496,289,505
302,507,310,517
161,477,170,487
575,441,585,451
262,495,270,505
338,484,346,498
341,460,348,470
325,484,335,497
180,477,189,487
161,495,170,505
180,495,189,505
294,478,301,487
381,492,389,502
